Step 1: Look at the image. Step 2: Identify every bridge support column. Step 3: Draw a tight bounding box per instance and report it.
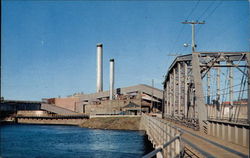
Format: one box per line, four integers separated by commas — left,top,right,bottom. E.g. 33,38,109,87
173,68,176,116
184,62,188,118
178,63,181,116
207,70,211,105
167,82,170,116
227,61,234,120
191,52,207,130
170,74,173,116
246,53,250,158
216,63,221,119
168,81,171,116
246,53,250,127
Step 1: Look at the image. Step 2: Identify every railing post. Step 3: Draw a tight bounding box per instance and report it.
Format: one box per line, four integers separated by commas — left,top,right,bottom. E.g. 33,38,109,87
167,125,170,158
175,134,180,157
163,122,165,145
157,120,159,138
163,123,167,157
156,147,163,158
171,127,175,157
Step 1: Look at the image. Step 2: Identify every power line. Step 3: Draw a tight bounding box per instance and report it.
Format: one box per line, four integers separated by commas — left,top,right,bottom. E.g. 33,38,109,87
197,1,215,21
186,0,201,20
174,1,224,53
204,89,248,98
203,1,223,21
202,14,246,44
179,1,222,45
197,0,223,33
169,0,200,55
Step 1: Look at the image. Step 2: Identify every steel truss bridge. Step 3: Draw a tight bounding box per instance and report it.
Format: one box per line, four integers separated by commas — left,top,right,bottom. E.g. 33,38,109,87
162,52,249,148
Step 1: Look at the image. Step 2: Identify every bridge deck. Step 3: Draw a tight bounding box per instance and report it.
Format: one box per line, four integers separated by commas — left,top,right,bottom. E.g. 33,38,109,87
167,120,248,158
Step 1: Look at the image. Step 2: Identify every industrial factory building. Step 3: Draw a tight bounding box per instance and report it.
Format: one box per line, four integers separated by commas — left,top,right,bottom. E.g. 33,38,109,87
45,84,163,115
43,43,163,115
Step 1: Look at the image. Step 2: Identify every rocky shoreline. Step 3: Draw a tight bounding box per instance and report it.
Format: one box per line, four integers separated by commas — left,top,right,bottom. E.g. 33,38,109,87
79,117,142,131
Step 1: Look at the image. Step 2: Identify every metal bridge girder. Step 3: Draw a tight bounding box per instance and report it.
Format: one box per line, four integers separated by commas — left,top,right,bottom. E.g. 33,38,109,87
191,52,207,128
246,53,250,125
163,52,249,130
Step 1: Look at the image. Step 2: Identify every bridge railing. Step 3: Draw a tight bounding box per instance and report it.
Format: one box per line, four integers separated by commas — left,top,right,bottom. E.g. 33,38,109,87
141,114,184,158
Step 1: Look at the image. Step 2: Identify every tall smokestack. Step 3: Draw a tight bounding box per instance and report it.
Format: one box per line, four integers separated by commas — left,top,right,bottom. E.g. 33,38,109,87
109,59,115,100
96,43,103,92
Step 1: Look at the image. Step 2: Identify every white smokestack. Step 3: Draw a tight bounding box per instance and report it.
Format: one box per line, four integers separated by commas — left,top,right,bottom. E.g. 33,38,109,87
96,43,103,92
109,59,114,100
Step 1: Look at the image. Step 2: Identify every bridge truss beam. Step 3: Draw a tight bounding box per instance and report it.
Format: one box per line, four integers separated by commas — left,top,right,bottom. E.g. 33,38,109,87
163,52,249,130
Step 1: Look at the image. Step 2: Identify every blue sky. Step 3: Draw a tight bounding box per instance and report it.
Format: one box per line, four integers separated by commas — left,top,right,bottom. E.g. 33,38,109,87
2,0,249,100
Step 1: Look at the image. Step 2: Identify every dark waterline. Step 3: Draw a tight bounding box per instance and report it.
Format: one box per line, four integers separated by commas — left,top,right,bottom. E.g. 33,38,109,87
0,124,153,158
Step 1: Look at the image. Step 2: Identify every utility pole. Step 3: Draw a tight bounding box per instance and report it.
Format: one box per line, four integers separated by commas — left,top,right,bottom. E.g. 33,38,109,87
182,21,205,52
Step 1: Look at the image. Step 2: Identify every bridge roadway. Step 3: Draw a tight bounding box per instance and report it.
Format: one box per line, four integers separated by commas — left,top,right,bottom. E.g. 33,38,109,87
166,120,248,158
142,114,248,158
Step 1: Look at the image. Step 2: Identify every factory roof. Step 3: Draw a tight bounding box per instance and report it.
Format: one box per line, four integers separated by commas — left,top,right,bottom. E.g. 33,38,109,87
123,102,140,108
79,84,163,101
1,99,42,104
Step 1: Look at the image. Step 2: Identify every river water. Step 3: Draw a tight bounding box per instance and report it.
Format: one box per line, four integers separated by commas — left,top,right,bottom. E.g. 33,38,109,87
0,124,153,158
